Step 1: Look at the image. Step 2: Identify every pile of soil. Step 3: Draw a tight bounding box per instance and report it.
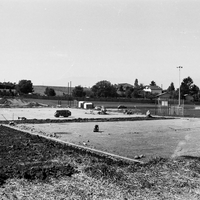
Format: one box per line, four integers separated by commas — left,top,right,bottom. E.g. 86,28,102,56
0,97,48,108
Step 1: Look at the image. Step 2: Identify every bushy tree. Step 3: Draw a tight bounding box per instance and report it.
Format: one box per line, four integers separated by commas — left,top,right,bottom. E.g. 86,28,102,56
16,80,34,94
85,89,94,98
167,82,176,99
132,83,144,98
44,87,56,96
91,80,117,98
167,82,175,92
0,82,15,89
145,92,158,100
150,81,156,86
125,87,134,98
116,85,125,97
180,76,199,98
190,84,199,96
72,85,86,98
134,79,139,88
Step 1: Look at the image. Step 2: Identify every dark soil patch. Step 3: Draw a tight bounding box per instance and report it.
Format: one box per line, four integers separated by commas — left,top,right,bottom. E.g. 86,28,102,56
0,125,80,185
0,125,130,186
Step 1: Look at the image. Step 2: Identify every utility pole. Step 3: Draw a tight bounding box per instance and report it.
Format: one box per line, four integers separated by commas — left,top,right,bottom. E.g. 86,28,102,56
70,81,71,107
177,66,183,106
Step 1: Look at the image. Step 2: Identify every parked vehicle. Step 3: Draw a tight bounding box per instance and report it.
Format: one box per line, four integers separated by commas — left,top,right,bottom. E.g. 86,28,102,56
117,105,127,109
94,106,101,110
54,110,71,117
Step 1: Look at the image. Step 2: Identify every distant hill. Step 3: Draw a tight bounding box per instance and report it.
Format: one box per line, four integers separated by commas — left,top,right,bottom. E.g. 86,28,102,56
33,85,91,96
33,85,73,96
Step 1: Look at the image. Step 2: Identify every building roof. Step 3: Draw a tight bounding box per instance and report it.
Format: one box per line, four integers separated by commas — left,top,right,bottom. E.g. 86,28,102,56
156,92,171,97
117,83,133,88
144,85,162,90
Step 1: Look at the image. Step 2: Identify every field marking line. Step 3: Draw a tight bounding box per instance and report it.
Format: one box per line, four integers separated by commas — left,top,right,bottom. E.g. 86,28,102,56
171,134,191,158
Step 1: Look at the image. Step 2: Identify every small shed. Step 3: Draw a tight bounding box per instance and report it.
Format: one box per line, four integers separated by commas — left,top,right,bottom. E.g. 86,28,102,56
83,102,94,109
78,101,85,108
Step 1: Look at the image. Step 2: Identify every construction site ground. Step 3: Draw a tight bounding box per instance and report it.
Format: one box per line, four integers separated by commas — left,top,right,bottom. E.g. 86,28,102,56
0,106,200,162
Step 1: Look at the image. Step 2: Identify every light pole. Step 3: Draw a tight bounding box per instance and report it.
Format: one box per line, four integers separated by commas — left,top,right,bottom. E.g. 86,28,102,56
177,66,183,106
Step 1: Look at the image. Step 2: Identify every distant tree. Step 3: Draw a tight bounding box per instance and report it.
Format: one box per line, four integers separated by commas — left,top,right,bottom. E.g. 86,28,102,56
91,80,117,98
132,88,140,98
145,92,158,100
132,83,144,98
85,89,94,98
139,83,144,89
190,84,199,96
178,76,199,100
125,87,134,98
44,87,56,96
166,82,176,98
72,85,86,98
116,84,125,97
132,79,141,98
180,76,193,97
134,79,139,88
167,82,175,92
150,81,156,86
118,85,124,92
193,87,200,101
16,80,34,94
0,82,15,89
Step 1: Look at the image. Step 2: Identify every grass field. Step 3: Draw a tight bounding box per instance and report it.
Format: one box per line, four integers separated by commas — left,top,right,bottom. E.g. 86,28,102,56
33,85,70,96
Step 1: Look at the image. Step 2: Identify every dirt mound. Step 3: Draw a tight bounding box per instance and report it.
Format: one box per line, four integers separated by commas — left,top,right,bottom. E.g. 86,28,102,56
0,98,48,108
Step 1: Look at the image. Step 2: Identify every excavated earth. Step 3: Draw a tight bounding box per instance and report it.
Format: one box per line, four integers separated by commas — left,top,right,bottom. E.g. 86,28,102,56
0,125,77,185
0,124,135,186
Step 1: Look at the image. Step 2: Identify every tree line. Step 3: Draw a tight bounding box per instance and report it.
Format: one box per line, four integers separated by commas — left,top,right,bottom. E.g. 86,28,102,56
73,77,200,101
1,77,200,101
0,80,57,97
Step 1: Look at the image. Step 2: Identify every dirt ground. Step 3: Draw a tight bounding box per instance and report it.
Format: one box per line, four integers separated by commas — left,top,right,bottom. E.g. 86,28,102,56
0,107,143,121
1,107,200,161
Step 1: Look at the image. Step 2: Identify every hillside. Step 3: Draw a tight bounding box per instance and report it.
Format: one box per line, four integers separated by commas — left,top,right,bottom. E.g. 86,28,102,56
33,85,73,96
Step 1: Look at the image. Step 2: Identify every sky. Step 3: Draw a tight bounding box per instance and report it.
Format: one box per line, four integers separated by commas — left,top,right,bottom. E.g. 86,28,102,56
1,0,200,89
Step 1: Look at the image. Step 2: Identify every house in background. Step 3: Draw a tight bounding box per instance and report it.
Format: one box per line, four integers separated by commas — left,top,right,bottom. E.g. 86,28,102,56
143,85,162,94
116,83,133,96
156,92,171,101
156,92,171,107
117,83,133,90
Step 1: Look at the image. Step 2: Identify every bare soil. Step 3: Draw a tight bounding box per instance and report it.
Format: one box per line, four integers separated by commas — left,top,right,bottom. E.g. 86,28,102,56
1,107,200,161
0,124,133,185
